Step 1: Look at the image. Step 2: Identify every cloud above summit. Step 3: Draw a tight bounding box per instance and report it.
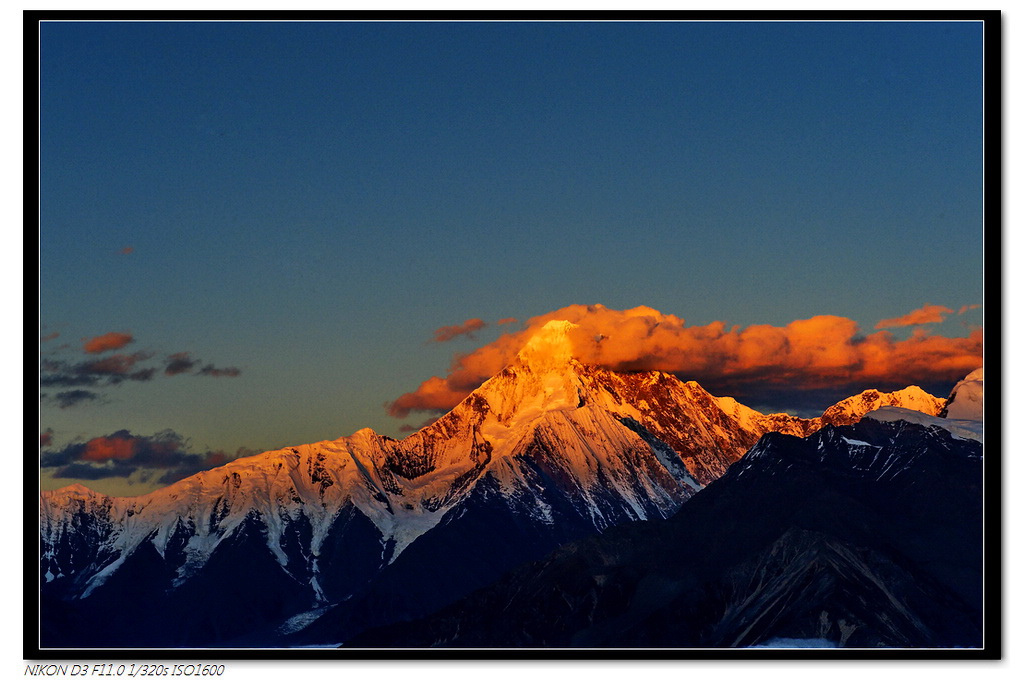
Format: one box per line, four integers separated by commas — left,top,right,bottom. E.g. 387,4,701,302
388,304,983,418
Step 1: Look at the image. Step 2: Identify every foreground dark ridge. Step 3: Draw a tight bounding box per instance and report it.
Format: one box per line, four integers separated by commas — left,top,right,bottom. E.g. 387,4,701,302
349,417,983,649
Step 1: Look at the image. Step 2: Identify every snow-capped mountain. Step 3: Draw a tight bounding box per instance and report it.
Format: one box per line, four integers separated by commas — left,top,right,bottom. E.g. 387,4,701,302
38,320,954,647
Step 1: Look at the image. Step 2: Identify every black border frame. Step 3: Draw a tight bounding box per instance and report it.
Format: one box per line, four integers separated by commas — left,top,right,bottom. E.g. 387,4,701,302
25,8,1002,661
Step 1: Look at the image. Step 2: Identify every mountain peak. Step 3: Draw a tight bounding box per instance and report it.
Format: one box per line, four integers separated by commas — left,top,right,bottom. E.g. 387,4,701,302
42,483,102,498
513,319,579,372
819,384,944,427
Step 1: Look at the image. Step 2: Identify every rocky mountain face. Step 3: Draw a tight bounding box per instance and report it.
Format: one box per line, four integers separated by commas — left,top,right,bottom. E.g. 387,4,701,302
350,417,984,649
38,321,959,648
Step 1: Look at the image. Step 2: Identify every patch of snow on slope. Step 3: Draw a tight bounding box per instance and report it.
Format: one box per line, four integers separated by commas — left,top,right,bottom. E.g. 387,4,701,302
276,604,338,636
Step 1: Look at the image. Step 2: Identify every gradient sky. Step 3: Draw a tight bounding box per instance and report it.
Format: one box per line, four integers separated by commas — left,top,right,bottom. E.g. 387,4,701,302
38,20,986,495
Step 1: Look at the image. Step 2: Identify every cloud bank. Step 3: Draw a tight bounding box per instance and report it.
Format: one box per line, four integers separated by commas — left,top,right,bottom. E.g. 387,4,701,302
40,333,242,407
40,429,241,485
389,304,982,418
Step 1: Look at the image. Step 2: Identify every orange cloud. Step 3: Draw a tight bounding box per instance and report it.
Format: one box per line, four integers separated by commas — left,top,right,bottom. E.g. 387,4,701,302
432,318,487,343
389,304,983,417
875,304,954,329
81,435,137,462
497,317,519,325
959,303,981,315
119,246,134,255
83,332,134,354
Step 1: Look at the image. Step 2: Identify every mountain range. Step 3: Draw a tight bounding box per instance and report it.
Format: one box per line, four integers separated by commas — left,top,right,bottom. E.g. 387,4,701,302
38,320,981,649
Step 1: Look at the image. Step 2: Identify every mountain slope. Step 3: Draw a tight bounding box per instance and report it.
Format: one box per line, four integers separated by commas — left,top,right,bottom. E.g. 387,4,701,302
349,417,984,649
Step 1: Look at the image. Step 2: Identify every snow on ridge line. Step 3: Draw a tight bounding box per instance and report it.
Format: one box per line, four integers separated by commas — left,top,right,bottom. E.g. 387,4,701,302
864,407,983,443
41,482,105,499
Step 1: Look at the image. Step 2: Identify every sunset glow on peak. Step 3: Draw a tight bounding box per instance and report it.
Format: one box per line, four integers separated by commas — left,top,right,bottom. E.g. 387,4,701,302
514,319,579,370
387,303,982,420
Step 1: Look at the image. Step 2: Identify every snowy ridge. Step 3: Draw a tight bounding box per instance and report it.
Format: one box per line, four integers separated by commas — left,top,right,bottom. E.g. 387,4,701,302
818,386,945,427
866,406,983,442
713,385,944,439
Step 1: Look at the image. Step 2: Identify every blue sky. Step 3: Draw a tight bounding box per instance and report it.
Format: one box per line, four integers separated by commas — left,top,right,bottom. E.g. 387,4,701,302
38,20,986,494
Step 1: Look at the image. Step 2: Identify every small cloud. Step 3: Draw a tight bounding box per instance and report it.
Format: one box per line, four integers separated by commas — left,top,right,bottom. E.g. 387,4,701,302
497,317,519,326
165,352,198,376
119,246,134,255
40,429,54,447
40,332,59,343
39,366,98,388
196,364,241,378
52,389,100,409
875,304,954,329
432,318,487,343
82,353,144,374
83,332,134,354
388,375,470,418
128,367,157,382
958,304,981,315
397,416,440,433
42,353,155,389
79,352,155,382
232,446,261,459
